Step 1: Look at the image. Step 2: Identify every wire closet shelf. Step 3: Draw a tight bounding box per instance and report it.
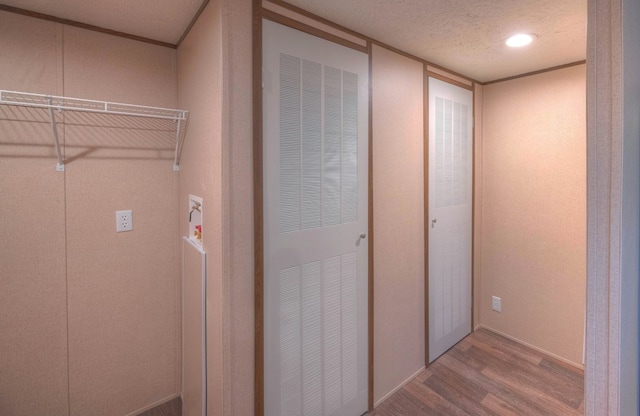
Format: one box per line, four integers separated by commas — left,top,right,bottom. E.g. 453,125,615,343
0,89,189,171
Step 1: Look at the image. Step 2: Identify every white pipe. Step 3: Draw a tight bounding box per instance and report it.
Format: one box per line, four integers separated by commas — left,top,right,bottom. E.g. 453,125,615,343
182,236,207,416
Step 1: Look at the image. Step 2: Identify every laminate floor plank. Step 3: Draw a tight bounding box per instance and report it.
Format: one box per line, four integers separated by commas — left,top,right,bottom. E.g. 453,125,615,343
480,393,521,416
403,378,445,409
458,333,583,406
455,336,474,352
481,366,582,416
368,328,584,416
136,397,181,416
423,372,495,416
539,356,585,381
375,389,439,416
466,345,583,410
436,351,558,416
403,379,469,416
472,330,544,366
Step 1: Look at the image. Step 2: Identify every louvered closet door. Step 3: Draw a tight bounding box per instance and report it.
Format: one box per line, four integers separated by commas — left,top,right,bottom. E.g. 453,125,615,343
262,20,369,416
428,77,473,363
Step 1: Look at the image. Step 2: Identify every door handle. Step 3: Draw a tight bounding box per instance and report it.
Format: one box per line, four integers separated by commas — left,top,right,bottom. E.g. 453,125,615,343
360,233,367,239
431,219,437,228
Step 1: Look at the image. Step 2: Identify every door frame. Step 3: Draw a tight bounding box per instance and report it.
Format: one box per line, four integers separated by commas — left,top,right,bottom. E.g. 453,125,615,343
423,71,475,366
585,0,640,413
252,8,375,415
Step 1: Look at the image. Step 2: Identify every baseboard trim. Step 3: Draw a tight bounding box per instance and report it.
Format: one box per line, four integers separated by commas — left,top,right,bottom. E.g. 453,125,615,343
373,366,425,408
476,324,584,370
126,393,181,416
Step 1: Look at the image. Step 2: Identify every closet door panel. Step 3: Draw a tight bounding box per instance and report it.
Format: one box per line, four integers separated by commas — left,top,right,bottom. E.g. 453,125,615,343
263,20,369,416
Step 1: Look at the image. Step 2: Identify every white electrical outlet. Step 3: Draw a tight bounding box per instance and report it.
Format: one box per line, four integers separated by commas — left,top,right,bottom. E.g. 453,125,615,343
492,296,502,312
116,210,133,232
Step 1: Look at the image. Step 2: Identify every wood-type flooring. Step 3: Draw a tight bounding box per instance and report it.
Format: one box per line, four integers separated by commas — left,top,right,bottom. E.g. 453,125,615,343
137,396,181,416
369,328,584,416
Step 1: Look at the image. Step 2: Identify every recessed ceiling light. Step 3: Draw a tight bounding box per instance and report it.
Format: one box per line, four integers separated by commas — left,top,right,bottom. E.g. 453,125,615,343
506,33,536,47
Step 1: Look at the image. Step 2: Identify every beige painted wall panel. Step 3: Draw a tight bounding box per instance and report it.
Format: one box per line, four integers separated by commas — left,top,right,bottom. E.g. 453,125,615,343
221,0,255,414
480,65,586,365
61,27,177,107
0,161,69,416
177,1,225,414
62,28,180,416
0,12,61,94
0,12,69,416
372,44,425,403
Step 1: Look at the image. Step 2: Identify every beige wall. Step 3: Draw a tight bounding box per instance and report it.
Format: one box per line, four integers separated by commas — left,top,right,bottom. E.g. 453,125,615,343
0,14,69,416
479,64,586,365
179,2,255,415
220,0,255,415
371,45,425,403
0,11,180,416
177,1,225,414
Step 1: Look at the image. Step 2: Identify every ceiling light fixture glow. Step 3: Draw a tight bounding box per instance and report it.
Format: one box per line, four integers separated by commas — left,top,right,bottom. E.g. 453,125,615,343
506,33,535,47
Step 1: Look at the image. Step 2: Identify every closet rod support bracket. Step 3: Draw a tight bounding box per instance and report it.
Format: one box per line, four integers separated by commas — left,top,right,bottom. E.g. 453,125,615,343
47,97,65,172
172,115,184,172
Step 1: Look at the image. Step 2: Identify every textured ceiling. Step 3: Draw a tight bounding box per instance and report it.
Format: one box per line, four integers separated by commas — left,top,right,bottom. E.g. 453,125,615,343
2,0,587,82
286,0,587,82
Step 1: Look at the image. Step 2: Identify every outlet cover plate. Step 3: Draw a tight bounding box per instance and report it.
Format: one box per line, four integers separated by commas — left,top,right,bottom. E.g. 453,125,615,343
492,296,501,312
116,210,133,232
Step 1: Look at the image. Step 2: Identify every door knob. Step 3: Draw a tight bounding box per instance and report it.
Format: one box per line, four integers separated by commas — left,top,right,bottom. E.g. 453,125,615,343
431,219,437,228
360,233,367,239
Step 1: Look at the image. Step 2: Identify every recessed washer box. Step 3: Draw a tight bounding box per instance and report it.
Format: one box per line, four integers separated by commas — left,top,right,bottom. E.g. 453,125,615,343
189,195,203,246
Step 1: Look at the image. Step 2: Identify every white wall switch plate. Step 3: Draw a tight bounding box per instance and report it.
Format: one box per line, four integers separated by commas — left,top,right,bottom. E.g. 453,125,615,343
492,296,502,312
116,210,133,232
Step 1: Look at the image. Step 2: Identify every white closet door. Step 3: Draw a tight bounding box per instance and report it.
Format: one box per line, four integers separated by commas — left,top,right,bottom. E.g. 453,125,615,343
263,20,369,416
428,77,473,362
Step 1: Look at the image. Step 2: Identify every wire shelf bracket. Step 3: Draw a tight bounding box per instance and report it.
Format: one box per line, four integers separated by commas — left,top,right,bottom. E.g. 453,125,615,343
0,90,189,171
